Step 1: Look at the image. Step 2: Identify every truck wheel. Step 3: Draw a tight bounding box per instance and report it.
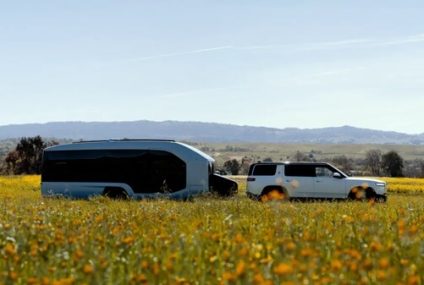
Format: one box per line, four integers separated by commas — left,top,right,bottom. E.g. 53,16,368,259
375,195,387,203
260,186,287,202
365,188,377,201
348,187,376,201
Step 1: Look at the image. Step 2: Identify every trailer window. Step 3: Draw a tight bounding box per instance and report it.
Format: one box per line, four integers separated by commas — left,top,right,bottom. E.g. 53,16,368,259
42,150,186,193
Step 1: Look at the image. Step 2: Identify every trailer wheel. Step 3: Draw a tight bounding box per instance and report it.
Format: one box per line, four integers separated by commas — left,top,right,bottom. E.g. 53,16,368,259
103,187,129,200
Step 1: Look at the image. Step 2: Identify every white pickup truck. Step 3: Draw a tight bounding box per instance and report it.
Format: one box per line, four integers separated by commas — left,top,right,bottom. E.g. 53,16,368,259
246,162,387,202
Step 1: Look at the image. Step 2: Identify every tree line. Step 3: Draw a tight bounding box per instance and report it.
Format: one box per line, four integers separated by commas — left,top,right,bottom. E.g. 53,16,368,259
0,136,57,175
221,150,414,178
0,136,421,178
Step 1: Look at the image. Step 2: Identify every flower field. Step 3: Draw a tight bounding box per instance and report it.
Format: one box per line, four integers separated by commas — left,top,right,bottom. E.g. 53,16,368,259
381,177,424,193
1,176,424,284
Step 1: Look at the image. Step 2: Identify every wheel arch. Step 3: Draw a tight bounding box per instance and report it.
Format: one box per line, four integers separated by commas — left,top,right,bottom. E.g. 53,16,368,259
348,186,376,200
103,186,130,199
260,185,289,201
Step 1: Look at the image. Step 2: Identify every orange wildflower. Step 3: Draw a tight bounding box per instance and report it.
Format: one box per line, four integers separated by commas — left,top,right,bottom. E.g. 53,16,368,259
137,274,148,283
274,263,293,275
152,263,160,276
300,248,316,257
9,271,18,281
363,258,373,270
268,190,285,201
122,236,135,245
378,257,390,269
73,249,84,261
376,270,387,281
235,261,246,277
83,264,94,274
331,259,343,271
222,271,236,282
234,233,245,243
27,277,38,285
408,275,421,285
285,242,296,251
4,243,16,256
370,241,382,252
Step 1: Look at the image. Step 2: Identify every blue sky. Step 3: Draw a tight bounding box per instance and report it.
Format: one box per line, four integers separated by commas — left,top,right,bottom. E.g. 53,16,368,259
1,1,423,134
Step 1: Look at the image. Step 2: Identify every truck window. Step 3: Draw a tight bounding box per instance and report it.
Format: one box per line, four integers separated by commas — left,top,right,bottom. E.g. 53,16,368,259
284,165,315,177
316,166,334,177
252,165,277,176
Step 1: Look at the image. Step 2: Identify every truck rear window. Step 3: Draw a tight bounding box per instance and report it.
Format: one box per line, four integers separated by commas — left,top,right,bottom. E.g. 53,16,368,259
252,165,277,176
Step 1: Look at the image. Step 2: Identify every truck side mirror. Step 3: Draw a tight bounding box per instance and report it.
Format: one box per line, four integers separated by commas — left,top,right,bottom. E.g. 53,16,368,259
333,172,342,179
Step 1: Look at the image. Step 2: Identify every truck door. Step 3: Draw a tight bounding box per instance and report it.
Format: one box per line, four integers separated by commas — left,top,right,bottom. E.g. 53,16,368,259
314,165,346,199
283,164,315,198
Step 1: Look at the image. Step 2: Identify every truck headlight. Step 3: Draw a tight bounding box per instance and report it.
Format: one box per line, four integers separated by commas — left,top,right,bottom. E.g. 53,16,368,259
376,183,386,187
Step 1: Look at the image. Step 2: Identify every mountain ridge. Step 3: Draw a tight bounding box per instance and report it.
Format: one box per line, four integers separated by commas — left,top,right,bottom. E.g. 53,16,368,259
0,120,422,145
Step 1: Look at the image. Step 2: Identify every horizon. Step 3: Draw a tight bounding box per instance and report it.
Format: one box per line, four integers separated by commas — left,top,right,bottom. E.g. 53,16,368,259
1,1,423,134
0,119,422,136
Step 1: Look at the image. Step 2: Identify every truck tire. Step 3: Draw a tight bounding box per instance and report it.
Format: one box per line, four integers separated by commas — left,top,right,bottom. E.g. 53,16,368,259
260,186,288,202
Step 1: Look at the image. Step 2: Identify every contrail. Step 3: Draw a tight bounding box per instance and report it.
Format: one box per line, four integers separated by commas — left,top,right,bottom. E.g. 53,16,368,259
129,45,233,62
121,33,424,63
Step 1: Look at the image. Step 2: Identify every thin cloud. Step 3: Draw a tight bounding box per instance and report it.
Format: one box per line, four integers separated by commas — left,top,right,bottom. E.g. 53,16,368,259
159,86,239,99
121,33,424,63
235,44,293,50
299,39,373,51
301,34,424,50
369,33,424,47
128,46,233,62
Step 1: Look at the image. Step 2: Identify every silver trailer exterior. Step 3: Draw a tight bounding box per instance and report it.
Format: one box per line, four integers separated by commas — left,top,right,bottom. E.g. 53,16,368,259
41,140,237,199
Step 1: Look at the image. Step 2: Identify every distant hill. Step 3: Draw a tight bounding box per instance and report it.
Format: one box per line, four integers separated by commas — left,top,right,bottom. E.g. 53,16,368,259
0,120,423,144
